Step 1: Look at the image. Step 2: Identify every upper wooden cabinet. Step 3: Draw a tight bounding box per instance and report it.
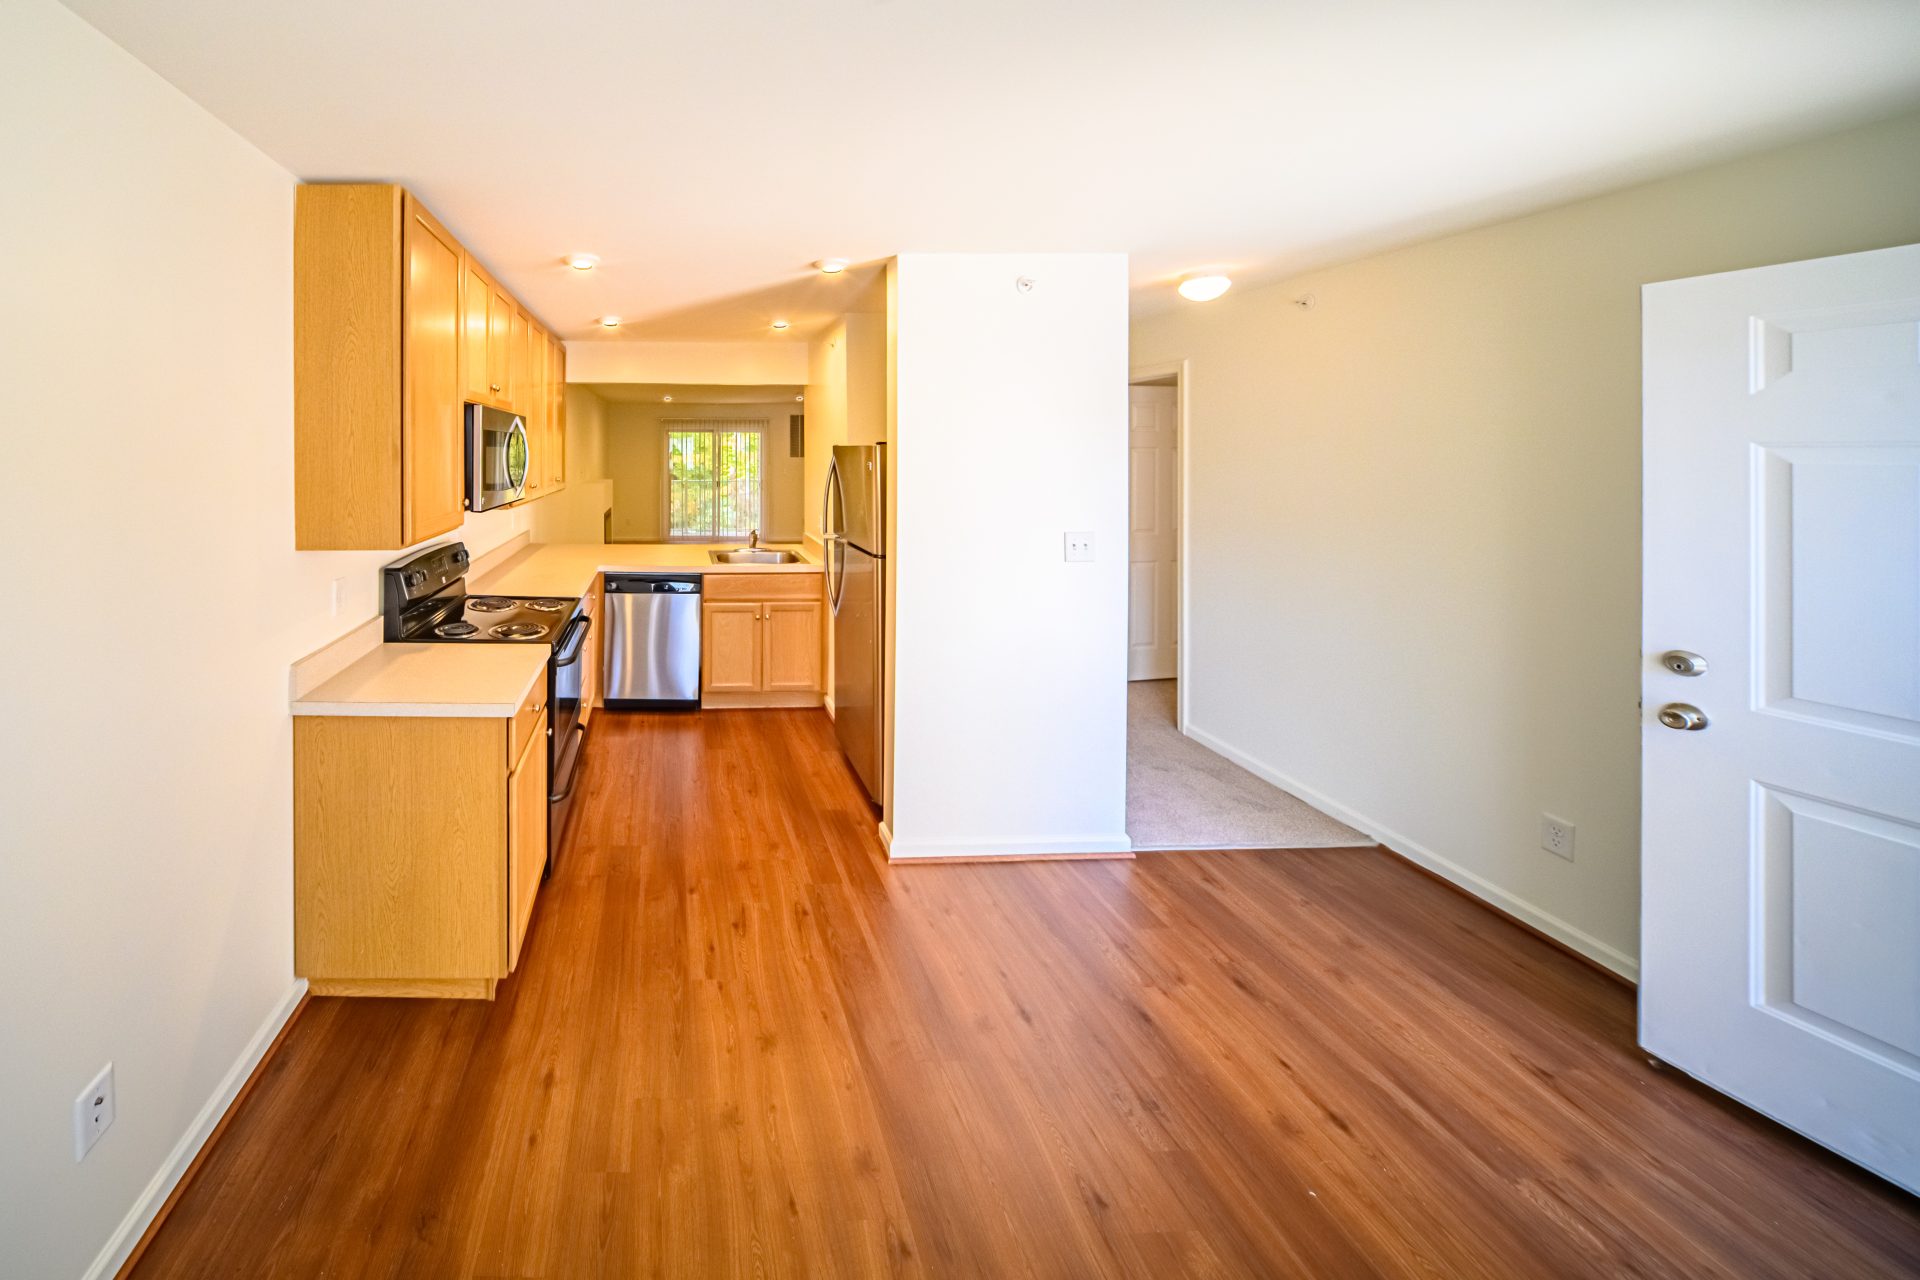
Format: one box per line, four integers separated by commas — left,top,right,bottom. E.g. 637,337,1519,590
295,183,567,549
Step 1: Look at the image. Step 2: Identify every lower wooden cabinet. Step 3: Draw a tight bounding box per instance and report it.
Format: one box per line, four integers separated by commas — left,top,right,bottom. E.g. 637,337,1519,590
294,680,548,1000
700,574,824,707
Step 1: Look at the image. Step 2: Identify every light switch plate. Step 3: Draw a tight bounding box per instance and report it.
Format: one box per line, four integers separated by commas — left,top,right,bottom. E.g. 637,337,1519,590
1064,532,1094,563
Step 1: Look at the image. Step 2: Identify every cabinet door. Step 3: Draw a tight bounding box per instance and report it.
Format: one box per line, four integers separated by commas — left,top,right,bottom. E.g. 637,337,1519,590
544,334,566,491
486,286,512,403
506,711,548,972
509,307,531,413
702,602,763,693
461,262,491,403
402,198,465,544
762,601,823,692
523,329,546,497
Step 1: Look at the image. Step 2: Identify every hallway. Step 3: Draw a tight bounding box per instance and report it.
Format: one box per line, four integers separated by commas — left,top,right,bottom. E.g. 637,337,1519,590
1126,680,1367,850
130,708,1920,1278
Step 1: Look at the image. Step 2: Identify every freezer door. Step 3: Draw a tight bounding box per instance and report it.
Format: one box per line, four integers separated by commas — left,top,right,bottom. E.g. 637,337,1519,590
832,546,884,802
831,444,885,555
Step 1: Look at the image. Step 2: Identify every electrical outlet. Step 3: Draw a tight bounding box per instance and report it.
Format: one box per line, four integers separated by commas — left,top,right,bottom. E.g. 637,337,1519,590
1540,814,1575,862
1063,531,1095,563
73,1063,115,1162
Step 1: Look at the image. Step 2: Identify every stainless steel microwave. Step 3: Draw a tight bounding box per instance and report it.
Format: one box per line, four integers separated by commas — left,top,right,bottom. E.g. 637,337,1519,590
466,404,528,512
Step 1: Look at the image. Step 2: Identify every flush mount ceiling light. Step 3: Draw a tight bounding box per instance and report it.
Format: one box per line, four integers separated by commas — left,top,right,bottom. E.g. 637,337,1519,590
771,319,791,331
598,315,621,328
815,258,849,274
564,253,600,272
1177,274,1232,302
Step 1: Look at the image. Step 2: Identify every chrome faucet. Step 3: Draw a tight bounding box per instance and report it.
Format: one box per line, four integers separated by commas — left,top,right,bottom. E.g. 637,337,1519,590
747,529,760,548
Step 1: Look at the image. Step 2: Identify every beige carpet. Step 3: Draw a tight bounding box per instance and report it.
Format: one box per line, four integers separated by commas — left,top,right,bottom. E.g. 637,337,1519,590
1127,680,1370,851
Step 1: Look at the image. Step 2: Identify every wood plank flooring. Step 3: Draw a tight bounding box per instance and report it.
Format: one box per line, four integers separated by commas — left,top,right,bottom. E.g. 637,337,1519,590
131,708,1920,1278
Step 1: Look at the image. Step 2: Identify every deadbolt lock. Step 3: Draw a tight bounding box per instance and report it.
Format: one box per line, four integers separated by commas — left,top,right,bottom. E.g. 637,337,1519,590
1660,650,1708,676
1657,703,1709,731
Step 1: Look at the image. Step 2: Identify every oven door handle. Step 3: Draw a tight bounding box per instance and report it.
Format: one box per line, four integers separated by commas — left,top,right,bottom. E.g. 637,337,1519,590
550,614,591,668
548,723,587,804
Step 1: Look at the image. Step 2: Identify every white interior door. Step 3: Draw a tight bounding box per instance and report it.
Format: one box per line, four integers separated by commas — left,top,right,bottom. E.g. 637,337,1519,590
1128,384,1178,681
1641,241,1920,1192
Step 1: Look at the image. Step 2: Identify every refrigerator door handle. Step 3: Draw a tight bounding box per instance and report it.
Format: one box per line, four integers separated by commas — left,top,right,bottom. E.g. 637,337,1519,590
827,538,848,615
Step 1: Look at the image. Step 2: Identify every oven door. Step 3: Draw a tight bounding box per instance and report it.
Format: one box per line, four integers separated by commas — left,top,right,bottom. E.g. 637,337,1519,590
466,404,529,512
544,607,591,870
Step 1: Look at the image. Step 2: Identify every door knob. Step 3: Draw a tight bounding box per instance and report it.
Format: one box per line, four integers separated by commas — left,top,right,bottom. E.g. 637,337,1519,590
1660,650,1708,676
1657,703,1709,731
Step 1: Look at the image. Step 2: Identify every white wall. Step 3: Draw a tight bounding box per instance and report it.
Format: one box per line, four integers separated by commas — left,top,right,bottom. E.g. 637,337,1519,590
603,401,805,543
888,254,1131,858
0,5,559,1274
566,340,809,385
1130,107,1920,979
803,314,886,545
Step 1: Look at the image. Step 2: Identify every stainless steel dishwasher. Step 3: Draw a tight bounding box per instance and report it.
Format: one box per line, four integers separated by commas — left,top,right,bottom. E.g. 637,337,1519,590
603,575,702,709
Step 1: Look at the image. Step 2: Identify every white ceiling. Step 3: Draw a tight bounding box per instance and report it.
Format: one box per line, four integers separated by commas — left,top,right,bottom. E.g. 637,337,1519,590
63,0,1920,341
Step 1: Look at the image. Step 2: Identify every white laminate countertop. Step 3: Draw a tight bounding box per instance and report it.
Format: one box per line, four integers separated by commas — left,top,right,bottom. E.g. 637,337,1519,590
473,541,820,600
290,543,820,718
292,643,549,718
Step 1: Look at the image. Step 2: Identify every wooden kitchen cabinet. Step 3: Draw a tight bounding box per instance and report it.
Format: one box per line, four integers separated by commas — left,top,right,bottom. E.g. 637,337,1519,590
296,183,565,547
700,574,825,706
295,185,466,549
294,679,549,999
580,576,604,724
702,602,764,693
543,333,568,493
462,261,515,406
524,328,546,498
510,307,532,413
763,601,824,691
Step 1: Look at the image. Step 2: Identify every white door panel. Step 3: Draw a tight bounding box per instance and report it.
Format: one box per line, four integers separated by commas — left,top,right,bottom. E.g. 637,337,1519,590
1129,385,1179,681
1641,242,1920,1192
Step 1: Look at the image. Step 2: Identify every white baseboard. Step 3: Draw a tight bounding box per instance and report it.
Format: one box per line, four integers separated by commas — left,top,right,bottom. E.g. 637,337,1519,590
1183,724,1639,983
887,833,1134,859
84,979,308,1280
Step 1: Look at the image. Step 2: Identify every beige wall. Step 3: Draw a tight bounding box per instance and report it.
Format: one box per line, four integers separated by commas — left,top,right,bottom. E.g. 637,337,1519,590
1130,106,1920,979
605,401,806,542
803,312,886,544
564,383,610,483
567,340,808,385
0,6,593,1273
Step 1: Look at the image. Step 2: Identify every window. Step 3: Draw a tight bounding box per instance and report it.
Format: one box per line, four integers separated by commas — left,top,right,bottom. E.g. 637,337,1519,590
664,421,764,540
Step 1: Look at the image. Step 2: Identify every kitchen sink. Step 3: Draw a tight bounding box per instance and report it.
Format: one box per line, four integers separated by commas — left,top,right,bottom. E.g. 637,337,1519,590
708,548,804,565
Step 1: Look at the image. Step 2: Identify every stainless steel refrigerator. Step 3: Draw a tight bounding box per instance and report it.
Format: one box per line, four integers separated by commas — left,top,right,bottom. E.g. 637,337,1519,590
823,443,887,803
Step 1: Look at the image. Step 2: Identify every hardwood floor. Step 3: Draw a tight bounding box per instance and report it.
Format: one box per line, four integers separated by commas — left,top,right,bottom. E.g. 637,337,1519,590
132,709,1920,1278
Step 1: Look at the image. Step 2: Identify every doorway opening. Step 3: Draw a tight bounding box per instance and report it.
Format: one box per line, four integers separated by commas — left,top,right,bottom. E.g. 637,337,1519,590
1123,361,1366,852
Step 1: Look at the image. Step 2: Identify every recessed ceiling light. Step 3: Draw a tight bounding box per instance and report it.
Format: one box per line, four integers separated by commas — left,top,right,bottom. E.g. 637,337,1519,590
816,258,849,275
1177,274,1232,302
771,319,790,331
598,315,622,328
662,394,673,402
565,253,600,272
794,394,804,402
